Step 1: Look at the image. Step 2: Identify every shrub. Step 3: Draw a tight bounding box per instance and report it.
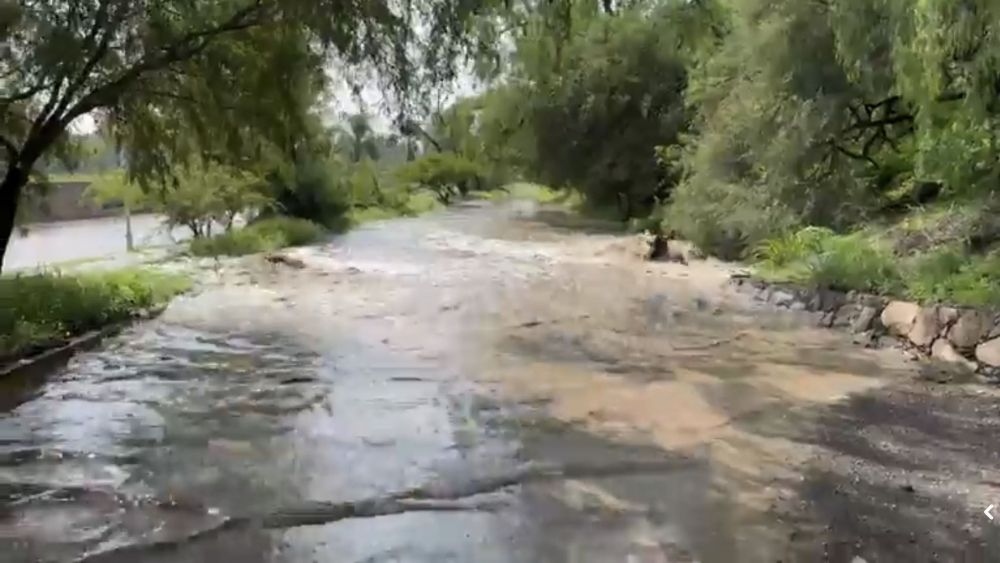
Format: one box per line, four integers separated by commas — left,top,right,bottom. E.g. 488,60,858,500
395,153,486,204
804,235,901,293
0,270,190,358
904,246,967,303
268,155,352,229
189,217,324,257
754,226,835,269
905,250,1000,306
753,229,901,293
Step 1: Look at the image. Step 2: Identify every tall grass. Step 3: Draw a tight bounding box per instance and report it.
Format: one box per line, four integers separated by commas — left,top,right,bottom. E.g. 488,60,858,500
0,269,190,359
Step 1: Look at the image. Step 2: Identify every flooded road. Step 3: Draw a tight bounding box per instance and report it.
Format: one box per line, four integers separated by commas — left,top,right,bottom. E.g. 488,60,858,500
4,215,184,271
3,201,1000,562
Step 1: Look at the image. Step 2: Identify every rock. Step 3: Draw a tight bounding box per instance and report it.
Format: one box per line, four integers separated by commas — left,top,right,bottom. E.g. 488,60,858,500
264,253,306,269
805,288,846,313
908,307,941,348
937,306,959,328
851,330,878,348
931,339,978,371
948,310,993,351
851,306,879,334
880,301,920,336
789,301,806,312
770,290,796,307
653,239,704,264
818,310,836,328
975,337,1000,368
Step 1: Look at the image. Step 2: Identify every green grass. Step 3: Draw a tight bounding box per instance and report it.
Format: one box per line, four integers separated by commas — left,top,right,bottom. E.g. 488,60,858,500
189,217,325,257
0,269,190,359
754,224,1000,306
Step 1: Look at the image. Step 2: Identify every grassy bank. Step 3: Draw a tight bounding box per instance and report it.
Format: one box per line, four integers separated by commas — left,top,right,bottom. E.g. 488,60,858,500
751,204,1000,307
188,191,449,258
189,217,326,257
0,269,190,361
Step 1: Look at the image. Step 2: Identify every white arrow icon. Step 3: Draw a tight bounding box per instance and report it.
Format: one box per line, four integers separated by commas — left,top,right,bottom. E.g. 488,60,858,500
986,505,995,521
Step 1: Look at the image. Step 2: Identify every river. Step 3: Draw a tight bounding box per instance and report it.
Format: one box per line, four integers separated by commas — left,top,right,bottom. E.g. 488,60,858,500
2,201,1000,562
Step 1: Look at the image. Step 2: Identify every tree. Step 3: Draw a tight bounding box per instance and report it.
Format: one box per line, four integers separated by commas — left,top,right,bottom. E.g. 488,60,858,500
396,152,485,204
668,0,1000,257
474,1,693,218
0,0,501,272
87,161,269,239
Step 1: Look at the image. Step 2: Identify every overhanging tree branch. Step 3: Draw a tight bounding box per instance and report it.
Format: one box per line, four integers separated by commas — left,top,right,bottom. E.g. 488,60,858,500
64,1,273,122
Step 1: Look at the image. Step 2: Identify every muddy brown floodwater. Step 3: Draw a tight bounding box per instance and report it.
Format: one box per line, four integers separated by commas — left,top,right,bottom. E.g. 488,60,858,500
4,201,1000,562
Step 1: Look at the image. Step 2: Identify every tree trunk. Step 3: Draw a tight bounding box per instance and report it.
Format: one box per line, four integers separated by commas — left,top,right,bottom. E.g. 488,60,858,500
125,204,134,252
0,166,27,274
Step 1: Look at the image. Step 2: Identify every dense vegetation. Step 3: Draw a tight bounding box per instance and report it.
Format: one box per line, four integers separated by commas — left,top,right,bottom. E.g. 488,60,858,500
410,0,1000,306
0,269,189,360
0,0,508,272
5,0,1000,307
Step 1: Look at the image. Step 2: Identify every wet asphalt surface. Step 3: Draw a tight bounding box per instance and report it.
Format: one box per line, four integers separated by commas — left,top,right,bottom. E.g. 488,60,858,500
3,201,1000,562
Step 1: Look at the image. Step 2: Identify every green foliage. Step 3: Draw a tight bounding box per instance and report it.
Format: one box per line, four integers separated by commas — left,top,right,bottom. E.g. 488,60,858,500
804,235,902,294
268,154,352,229
499,3,693,218
0,269,189,358
754,227,836,270
0,0,508,271
754,225,1000,306
396,153,486,204
189,217,324,257
754,228,900,293
88,161,270,238
904,246,968,303
903,248,1000,306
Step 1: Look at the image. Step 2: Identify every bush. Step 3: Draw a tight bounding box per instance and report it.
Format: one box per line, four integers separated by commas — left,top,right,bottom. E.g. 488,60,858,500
395,153,486,204
804,235,901,293
905,250,1000,306
754,226,835,269
753,228,900,293
0,270,190,358
268,155,352,229
189,217,324,257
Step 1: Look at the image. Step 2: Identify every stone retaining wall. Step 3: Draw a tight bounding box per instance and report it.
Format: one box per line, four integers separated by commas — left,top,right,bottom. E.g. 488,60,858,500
730,277,1000,379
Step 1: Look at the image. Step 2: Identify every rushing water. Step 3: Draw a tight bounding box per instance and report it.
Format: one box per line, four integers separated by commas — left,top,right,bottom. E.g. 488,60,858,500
3,201,999,562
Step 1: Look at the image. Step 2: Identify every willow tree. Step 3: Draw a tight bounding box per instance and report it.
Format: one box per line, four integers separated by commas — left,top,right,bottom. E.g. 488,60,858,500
0,0,494,271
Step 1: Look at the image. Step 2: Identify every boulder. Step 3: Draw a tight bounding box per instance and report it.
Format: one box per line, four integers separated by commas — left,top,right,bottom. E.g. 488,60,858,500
975,337,1000,368
948,310,993,351
907,307,941,348
937,307,959,328
770,290,796,307
931,339,978,371
805,289,846,313
880,301,920,336
851,306,879,334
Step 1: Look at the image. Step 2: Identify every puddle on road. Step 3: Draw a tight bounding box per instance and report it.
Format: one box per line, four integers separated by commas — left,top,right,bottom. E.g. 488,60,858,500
3,202,994,562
